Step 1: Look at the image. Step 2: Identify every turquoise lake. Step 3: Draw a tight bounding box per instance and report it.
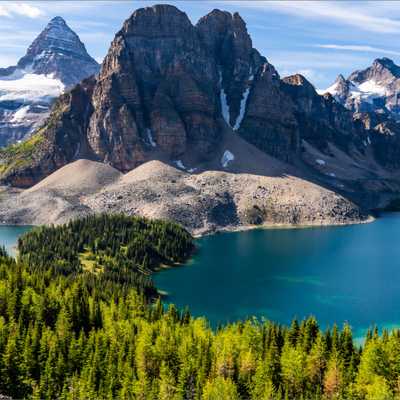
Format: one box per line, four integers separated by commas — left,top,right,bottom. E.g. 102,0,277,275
3,215,400,339
154,213,400,339
0,225,32,256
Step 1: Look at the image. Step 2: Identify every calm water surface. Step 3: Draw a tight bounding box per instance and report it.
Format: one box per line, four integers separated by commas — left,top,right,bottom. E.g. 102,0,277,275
3,216,400,339
0,225,32,256
155,213,400,338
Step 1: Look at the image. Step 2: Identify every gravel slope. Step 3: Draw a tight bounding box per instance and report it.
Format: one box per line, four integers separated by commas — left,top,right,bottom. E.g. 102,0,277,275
0,157,369,235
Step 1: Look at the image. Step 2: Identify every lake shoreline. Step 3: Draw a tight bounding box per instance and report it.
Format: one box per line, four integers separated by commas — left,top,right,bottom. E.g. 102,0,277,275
193,214,376,238
0,212,376,239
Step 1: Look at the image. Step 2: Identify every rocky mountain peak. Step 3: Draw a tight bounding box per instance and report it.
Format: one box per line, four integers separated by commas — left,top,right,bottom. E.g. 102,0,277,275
197,9,252,61
16,16,99,85
49,16,67,25
121,4,193,38
335,74,346,84
348,57,400,84
0,16,99,147
372,57,400,74
283,74,313,88
323,58,400,116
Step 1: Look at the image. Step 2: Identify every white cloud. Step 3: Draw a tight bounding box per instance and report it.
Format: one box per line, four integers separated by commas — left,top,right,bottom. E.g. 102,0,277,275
0,3,44,18
222,1,400,34
315,44,400,57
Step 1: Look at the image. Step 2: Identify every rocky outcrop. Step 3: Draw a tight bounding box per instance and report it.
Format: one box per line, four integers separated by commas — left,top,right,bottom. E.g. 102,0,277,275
0,17,99,147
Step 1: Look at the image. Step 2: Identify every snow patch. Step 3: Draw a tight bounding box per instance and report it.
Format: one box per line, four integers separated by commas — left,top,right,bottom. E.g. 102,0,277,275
322,78,387,105
187,167,197,173
221,150,235,168
328,172,336,177
315,159,326,166
146,128,156,147
233,87,250,131
357,80,387,97
10,105,30,123
73,142,81,159
249,66,254,81
321,81,340,96
174,160,185,170
219,71,231,127
367,135,371,145
261,63,268,76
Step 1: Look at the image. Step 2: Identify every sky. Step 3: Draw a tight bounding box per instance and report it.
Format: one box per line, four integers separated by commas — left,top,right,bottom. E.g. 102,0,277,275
1,0,400,89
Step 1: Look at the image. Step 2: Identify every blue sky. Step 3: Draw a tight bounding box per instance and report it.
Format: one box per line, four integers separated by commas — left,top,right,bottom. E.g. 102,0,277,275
1,1,400,88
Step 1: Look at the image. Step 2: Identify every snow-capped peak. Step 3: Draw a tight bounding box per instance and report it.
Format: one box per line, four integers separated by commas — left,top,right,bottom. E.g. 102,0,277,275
0,16,99,147
13,16,99,86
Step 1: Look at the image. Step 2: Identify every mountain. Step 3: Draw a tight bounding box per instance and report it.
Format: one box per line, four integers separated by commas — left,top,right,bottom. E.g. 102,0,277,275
321,57,400,116
0,16,99,146
3,4,400,230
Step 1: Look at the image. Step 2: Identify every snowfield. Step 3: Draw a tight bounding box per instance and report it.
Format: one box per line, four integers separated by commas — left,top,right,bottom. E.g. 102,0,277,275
0,72,64,103
221,150,235,168
321,78,388,105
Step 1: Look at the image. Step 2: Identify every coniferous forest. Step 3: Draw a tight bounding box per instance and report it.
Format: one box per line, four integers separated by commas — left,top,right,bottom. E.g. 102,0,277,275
0,215,397,399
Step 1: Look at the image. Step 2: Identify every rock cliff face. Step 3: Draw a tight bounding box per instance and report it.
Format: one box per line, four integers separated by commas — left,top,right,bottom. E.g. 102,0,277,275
87,5,221,171
0,17,99,147
2,4,400,212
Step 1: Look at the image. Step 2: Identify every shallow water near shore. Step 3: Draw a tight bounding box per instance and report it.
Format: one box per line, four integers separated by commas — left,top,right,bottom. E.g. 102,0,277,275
155,213,400,339
0,225,32,256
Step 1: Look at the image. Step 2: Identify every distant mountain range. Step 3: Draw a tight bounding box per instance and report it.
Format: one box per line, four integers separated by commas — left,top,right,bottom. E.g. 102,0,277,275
0,16,99,146
1,4,400,232
321,57,400,117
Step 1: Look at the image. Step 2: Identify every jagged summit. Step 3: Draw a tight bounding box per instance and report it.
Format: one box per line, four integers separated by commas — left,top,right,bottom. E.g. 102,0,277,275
49,16,66,24
335,74,346,83
120,4,193,38
0,16,99,146
348,57,400,84
323,58,400,115
15,16,99,85
372,57,400,75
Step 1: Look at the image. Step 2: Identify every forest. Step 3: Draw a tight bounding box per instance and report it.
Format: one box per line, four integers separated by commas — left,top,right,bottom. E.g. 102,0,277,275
0,215,398,399
17,214,194,298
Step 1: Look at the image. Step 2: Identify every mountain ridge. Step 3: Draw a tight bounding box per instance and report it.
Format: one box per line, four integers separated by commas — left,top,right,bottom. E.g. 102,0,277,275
322,57,400,116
